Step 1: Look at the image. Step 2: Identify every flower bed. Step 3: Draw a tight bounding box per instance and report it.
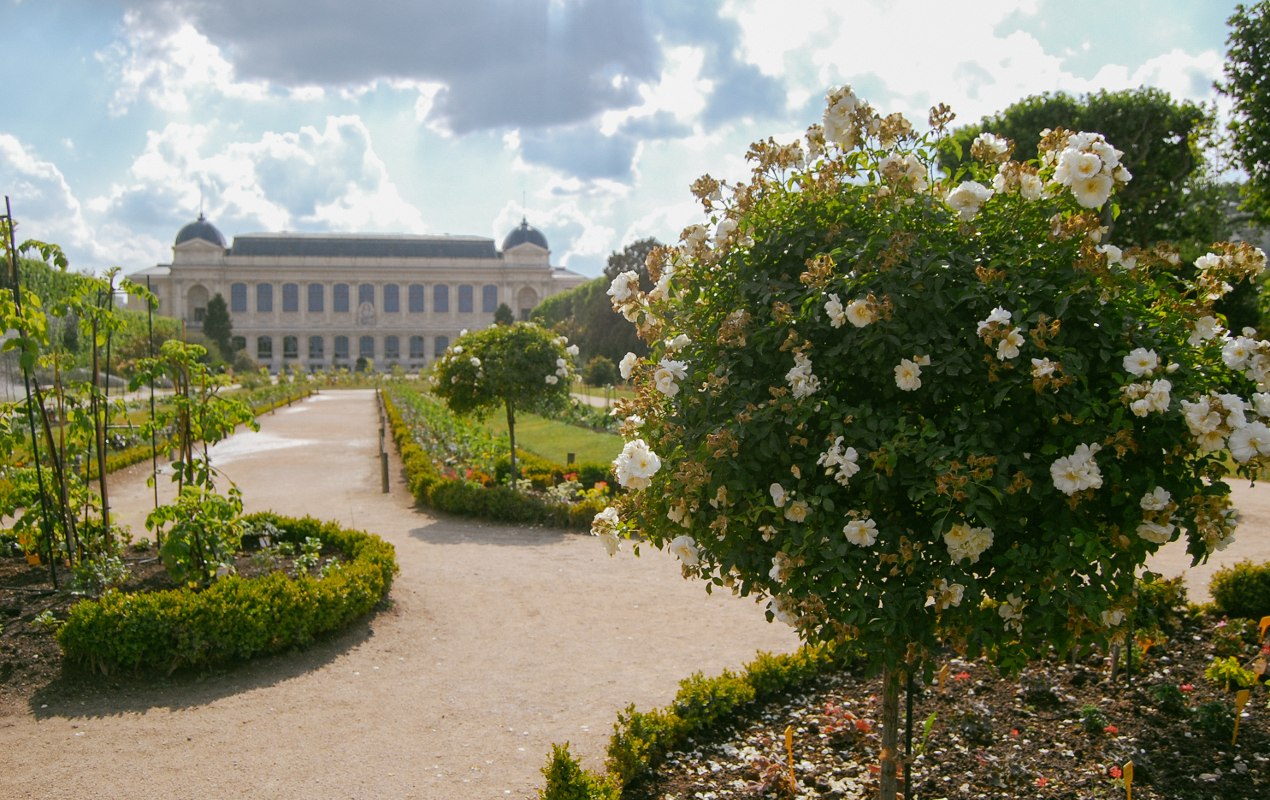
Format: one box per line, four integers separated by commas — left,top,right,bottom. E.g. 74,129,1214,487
382,385,611,528
55,512,397,675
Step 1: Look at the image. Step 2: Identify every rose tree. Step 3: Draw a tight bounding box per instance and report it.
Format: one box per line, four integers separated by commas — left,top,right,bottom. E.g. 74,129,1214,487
430,321,576,482
592,86,1266,797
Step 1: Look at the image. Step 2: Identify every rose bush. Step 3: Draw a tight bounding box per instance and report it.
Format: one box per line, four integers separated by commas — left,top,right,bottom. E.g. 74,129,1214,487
591,86,1266,796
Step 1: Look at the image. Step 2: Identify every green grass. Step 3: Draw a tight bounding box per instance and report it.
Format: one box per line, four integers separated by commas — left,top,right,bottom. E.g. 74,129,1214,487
483,412,623,465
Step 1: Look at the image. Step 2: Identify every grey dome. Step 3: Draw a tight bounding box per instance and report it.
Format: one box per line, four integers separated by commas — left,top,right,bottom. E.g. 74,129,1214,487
175,214,226,247
501,218,548,251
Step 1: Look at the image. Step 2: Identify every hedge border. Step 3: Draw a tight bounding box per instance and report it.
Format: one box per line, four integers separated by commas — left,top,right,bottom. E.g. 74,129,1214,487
56,511,398,675
382,389,607,529
538,642,851,798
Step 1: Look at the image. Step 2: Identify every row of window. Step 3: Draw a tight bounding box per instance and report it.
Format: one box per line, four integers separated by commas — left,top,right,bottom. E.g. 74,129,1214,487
239,335,451,361
229,283,498,314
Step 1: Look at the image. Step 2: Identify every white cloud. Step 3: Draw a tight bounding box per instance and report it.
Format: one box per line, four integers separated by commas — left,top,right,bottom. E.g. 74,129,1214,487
598,45,714,136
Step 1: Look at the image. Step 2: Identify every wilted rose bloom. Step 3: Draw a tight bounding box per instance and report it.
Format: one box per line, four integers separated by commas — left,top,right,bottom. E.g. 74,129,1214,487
843,518,878,546
1101,609,1125,627
769,552,792,583
769,483,787,508
784,500,809,523
817,437,860,485
668,534,699,566
768,595,798,626
1229,421,1270,462
682,224,709,250
973,132,1010,159
824,294,846,328
607,270,640,303
619,352,639,380
894,358,923,391
1070,173,1114,208
996,328,1024,360
933,579,964,611
1136,521,1175,544
1031,358,1057,378
945,181,994,221
1123,347,1158,376
612,438,661,490
845,298,875,327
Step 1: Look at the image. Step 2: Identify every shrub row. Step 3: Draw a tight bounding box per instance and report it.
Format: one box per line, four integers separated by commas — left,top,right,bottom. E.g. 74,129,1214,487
1210,559,1270,622
493,450,614,491
539,643,851,798
56,512,398,676
382,391,608,529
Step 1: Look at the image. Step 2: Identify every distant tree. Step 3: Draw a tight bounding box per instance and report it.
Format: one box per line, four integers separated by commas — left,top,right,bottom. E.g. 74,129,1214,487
494,302,515,326
1218,1,1270,226
582,356,618,387
939,88,1227,249
602,237,661,293
201,294,233,360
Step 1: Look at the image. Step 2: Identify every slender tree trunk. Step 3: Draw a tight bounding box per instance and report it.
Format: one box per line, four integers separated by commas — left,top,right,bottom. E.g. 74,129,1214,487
91,313,111,551
879,665,901,800
506,401,517,485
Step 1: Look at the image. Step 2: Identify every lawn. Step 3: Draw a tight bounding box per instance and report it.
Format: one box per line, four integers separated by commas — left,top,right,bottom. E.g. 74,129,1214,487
482,412,623,465
571,383,635,403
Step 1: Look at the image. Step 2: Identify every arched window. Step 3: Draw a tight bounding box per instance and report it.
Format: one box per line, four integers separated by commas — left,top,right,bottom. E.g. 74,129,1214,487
409,336,426,359
231,336,246,353
434,284,449,313
257,283,273,313
256,336,273,361
308,336,324,359
433,335,449,358
383,284,400,313
282,283,299,313
408,284,425,313
334,336,350,360
334,284,350,313
187,285,209,321
517,287,539,321
482,284,498,312
384,336,400,359
308,283,324,312
283,336,298,359
458,284,473,313
358,283,374,307
359,336,375,359
230,283,247,313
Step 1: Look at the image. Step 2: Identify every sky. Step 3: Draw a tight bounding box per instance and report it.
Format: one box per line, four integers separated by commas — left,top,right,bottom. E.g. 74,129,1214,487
0,0,1241,278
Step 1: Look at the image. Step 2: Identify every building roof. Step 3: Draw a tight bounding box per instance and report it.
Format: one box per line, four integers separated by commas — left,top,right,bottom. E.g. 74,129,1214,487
501,218,549,251
228,232,500,260
175,214,227,247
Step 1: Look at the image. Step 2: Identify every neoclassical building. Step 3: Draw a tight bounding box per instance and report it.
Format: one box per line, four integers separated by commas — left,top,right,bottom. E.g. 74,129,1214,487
134,216,586,372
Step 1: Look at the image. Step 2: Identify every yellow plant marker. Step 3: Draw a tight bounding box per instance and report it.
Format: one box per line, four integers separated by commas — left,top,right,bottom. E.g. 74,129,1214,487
1259,615,1270,640
1232,689,1251,745
938,663,950,694
785,725,796,794
1253,657,1267,677
1123,761,1133,800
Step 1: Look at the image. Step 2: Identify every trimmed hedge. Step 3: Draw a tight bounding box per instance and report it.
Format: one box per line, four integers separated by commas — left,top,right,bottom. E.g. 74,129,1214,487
538,643,850,797
1210,559,1270,621
56,512,398,675
382,390,608,529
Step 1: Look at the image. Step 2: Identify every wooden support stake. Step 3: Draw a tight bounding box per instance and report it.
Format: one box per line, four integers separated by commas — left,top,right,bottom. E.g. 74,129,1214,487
1123,761,1133,800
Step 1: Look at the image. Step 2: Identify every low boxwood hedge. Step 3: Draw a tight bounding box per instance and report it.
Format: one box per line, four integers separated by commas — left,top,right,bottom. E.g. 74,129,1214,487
57,512,398,676
383,391,607,529
1210,559,1270,622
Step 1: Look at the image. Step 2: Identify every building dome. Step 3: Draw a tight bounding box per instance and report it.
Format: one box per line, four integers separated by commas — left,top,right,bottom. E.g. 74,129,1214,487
501,217,548,251
175,214,226,247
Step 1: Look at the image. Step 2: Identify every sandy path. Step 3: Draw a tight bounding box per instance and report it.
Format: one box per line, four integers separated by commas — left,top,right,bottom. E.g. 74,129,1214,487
0,390,799,799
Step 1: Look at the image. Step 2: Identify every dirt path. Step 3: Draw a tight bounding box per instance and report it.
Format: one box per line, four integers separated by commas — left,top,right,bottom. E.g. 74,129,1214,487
0,390,799,799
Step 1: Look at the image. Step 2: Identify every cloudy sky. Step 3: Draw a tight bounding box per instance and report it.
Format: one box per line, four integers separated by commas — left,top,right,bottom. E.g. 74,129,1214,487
0,0,1238,277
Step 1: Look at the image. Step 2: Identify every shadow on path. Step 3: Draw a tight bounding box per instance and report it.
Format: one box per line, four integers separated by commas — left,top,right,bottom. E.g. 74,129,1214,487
25,609,384,722
406,512,572,547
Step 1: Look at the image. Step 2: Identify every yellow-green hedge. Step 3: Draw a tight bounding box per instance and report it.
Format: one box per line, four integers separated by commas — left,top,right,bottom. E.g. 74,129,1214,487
57,512,397,675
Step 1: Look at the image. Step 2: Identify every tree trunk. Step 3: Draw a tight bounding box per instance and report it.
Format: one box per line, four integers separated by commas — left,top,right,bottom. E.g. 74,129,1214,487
879,665,901,800
506,402,517,485
91,313,111,552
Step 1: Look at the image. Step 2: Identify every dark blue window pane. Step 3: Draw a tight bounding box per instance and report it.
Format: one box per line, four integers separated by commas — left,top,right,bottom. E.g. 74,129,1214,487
256,283,272,313
283,283,299,312
383,284,399,312
230,283,247,312
434,285,449,313
334,284,350,313
308,283,324,312
482,284,497,312
408,284,424,312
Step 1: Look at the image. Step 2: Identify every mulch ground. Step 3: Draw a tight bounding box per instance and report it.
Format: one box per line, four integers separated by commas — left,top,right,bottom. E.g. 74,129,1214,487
0,543,344,711
651,613,1269,800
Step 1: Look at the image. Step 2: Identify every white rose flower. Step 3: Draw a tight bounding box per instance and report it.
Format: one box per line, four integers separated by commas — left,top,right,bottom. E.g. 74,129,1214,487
1053,149,1101,185
715,218,738,243
1070,173,1114,208
845,298,876,327
1143,379,1171,414
1123,348,1158,377
784,500,809,523
1101,609,1125,627
591,507,622,556
998,593,1026,632
666,334,692,352
944,523,994,564
1136,521,1175,544
1019,173,1044,201
1031,358,1058,378
768,595,798,626
668,535,699,566
973,132,1010,158
843,518,878,546
1198,430,1227,452
1189,316,1221,346
566,344,579,356
1195,253,1222,271
996,328,1024,360
769,483,787,508
682,225,709,250
822,85,859,147
1050,443,1102,495
654,358,687,396
607,270,641,303
976,306,1012,335
545,375,558,385
469,357,481,367
945,181,994,221
817,437,861,486
1097,244,1122,264
1229,421,1270,462
619,352,638,380
824,294,846,328
612,439,662,490
1223,337,1255,369
1253,392,1270,418
932,579,965,611
894,358,923,391
1140,487,1172,511
453,345,463,354
785,352,821,399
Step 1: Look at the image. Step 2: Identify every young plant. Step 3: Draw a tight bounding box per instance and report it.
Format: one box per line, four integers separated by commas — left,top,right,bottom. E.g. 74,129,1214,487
1205,655,1258,691
146,486,245,585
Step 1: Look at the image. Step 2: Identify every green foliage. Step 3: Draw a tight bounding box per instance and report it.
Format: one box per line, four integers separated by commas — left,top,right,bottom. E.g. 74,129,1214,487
1079,703,1108,733
1205,655,1258,691
1210,559,1270,620
939,87,1225,249
56,513,398,675
1136,574,1189,629
70,554,131,598
147,486,245,585
1212,617,1258,657
1148,683,1190,716
539,743,620,800
202,293,233,359
1218,2,1270,226
1193,700,1236,740
532,276,650,366
494,302,515,326
673,669,756,730
582,356,618,387
431,322,572,419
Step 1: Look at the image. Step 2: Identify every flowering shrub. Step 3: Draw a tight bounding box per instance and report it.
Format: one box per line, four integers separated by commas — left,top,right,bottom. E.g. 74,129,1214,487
595,85,1267,683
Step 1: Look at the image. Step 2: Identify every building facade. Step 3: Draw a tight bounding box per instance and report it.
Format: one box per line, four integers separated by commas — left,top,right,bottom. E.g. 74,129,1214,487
134,216,586,372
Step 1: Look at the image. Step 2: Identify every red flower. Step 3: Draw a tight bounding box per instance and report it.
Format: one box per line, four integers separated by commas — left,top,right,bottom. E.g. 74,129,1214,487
955,671,971,680
1180,683,1194,692
1104,725,1118,734
854,719,872,733
564,472,578,481
1036,776,1048,787
1010,729,1020,736
1109,766,1122,779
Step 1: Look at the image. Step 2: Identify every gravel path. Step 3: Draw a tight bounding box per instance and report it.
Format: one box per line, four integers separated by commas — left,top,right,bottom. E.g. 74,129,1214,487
0,390,799,799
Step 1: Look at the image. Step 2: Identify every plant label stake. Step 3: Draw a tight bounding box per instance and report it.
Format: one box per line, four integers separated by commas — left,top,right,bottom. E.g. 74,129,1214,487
1123,761,1133,800
1259,615,1270,641
1232,688,1251,745
938,663,950,695
785,725,796,795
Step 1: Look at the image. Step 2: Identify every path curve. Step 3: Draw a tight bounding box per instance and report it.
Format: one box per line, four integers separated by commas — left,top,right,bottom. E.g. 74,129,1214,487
0,390,799,799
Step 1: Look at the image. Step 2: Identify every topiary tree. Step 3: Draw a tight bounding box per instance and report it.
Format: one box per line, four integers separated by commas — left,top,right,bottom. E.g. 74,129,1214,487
431,322,576,483
592,87,1267,799
494,302,515,326
582,355,617,387
202,293,233,361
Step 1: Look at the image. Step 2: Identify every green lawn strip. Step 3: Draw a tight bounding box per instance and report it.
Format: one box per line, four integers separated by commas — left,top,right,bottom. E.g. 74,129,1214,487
571,384,635,401
481,412,623,465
